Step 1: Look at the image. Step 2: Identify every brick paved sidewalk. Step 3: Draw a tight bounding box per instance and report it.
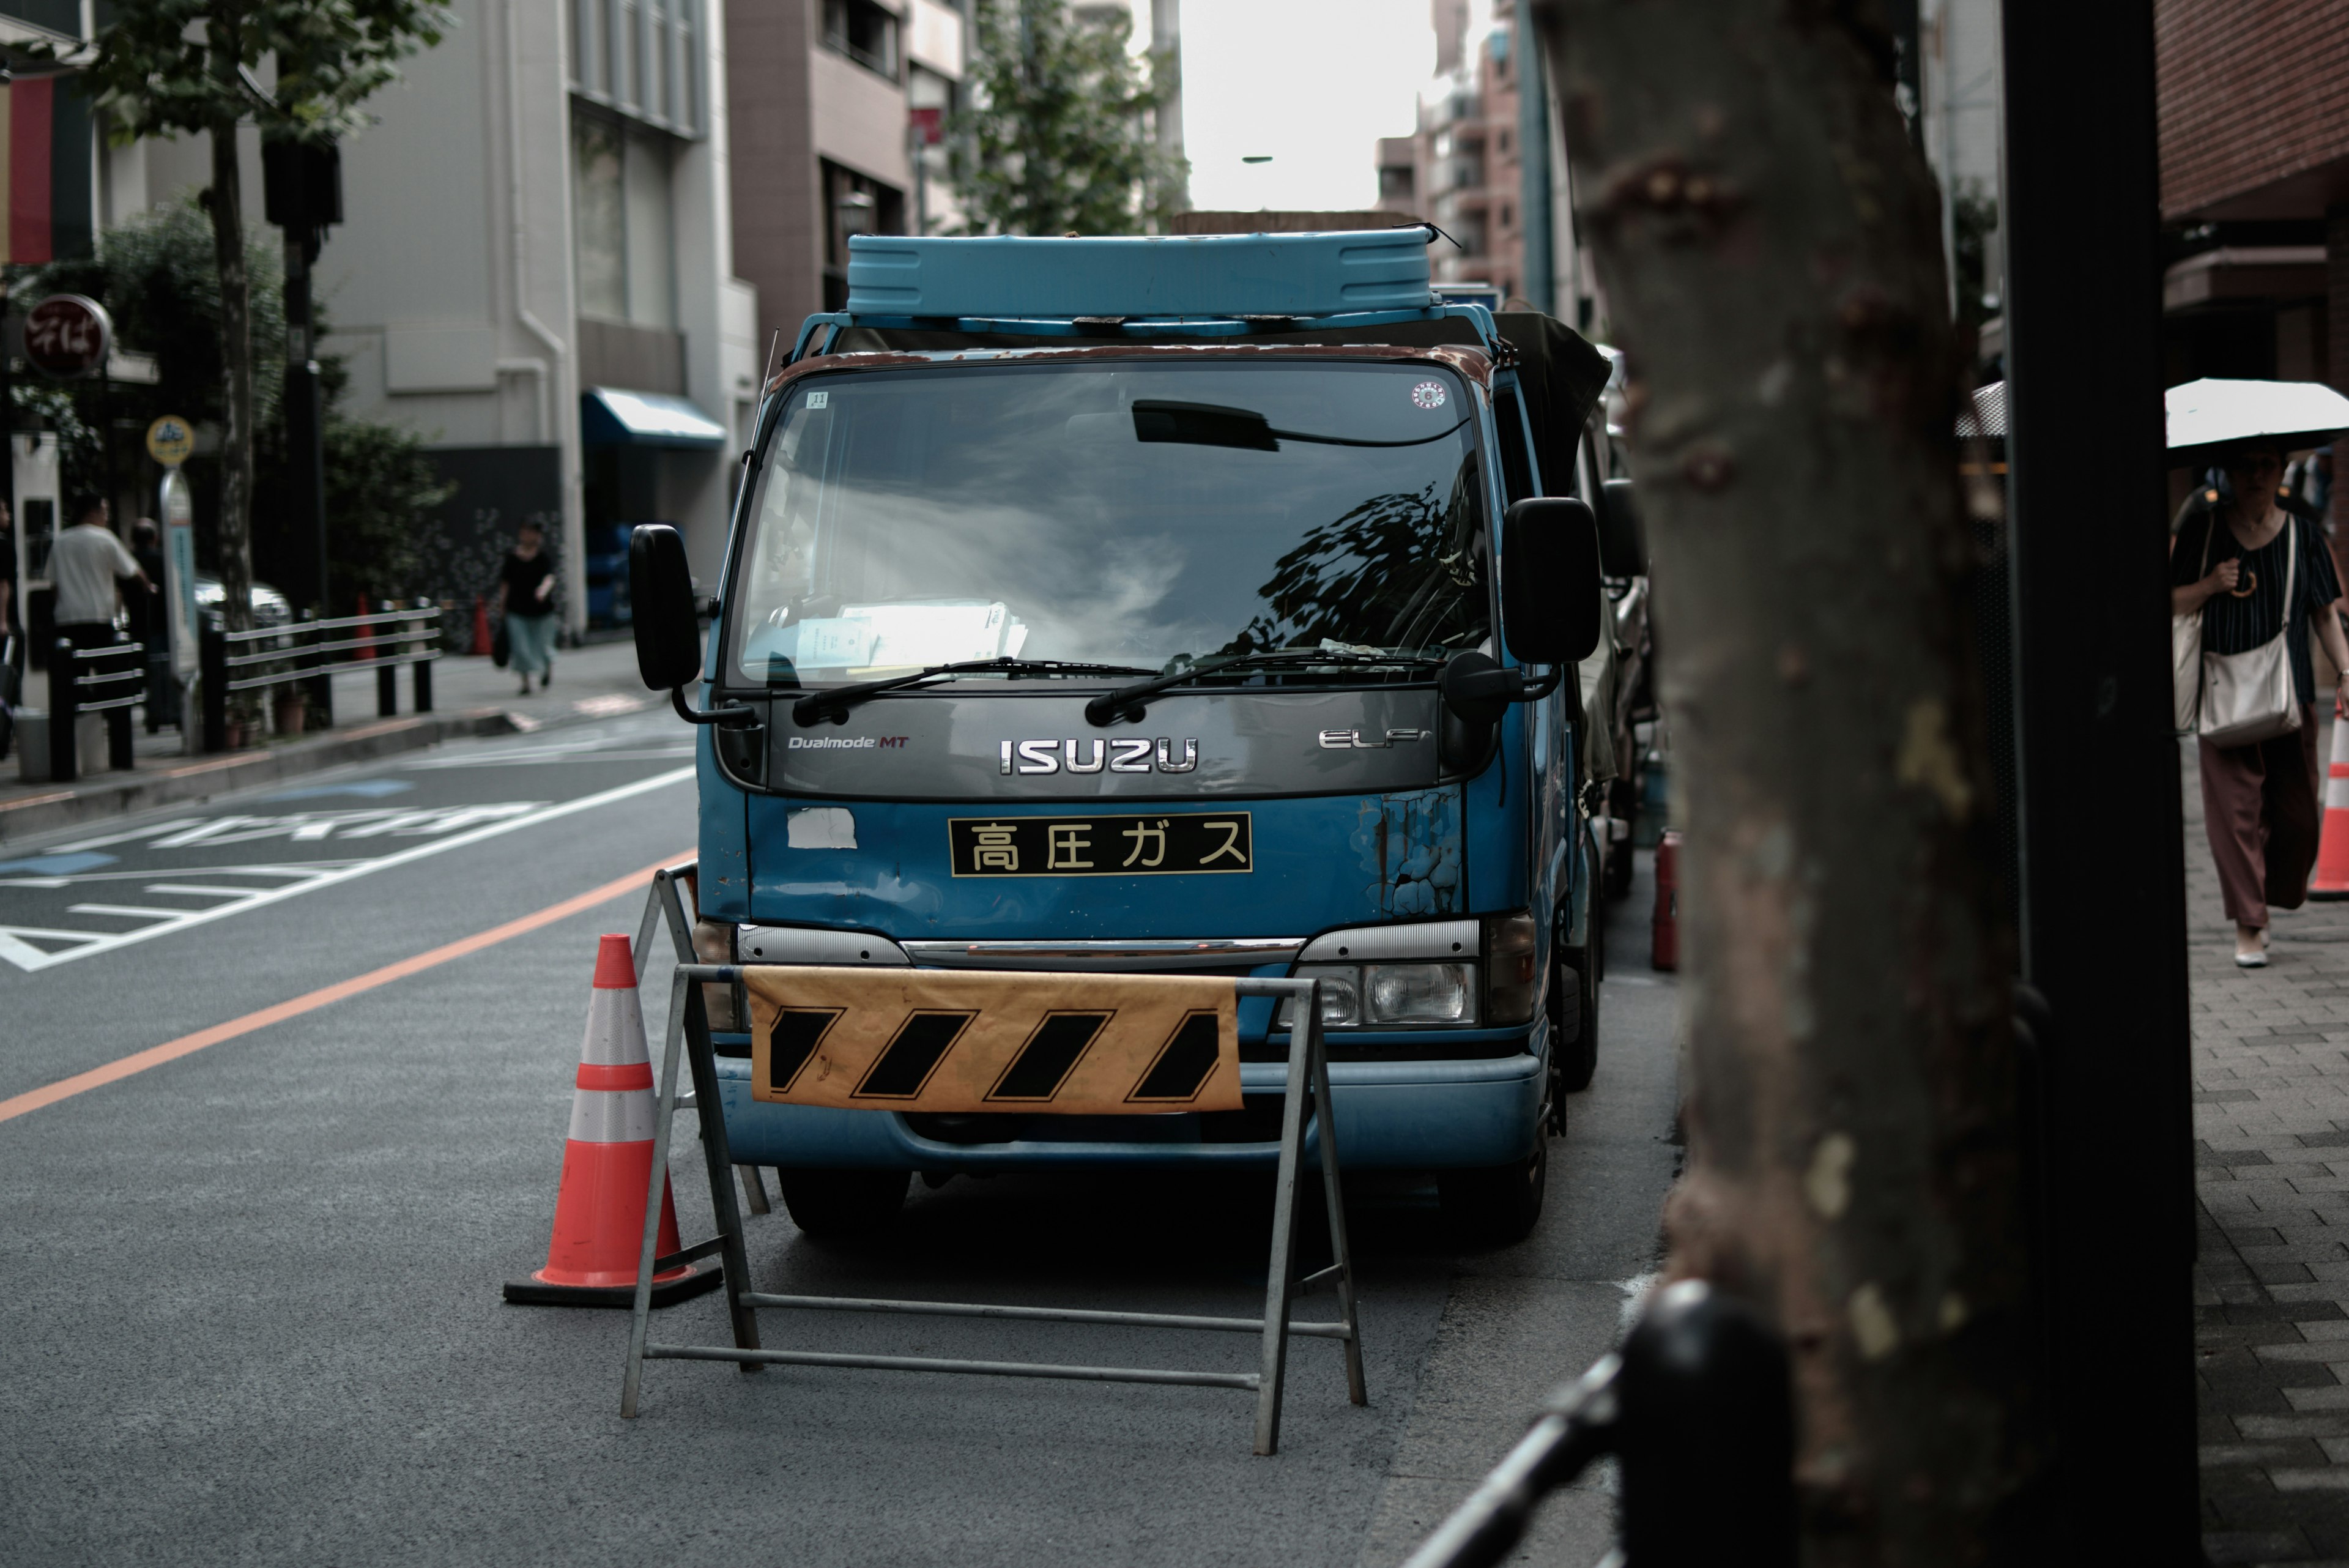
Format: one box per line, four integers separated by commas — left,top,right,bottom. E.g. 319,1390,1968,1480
2191,715,2349,1566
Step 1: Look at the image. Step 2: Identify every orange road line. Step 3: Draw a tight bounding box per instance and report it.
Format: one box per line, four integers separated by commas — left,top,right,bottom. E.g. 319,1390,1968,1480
0,851,691,1125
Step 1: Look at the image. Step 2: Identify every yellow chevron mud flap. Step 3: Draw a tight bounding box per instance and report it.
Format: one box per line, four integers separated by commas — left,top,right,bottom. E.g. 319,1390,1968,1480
743,967,1243,1115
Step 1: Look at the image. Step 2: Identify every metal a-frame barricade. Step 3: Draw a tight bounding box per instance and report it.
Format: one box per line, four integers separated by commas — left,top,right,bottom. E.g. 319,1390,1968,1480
618,863,1368,1455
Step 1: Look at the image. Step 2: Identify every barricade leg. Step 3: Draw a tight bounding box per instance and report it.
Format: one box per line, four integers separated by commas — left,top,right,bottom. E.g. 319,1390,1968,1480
106,702,133,771
624,872,763,1418
681,981,764,1362
1254,988,1318,1456
1312,1028,1368,1406
739,1166,771,1215
414,639,433,713
377,663,398,718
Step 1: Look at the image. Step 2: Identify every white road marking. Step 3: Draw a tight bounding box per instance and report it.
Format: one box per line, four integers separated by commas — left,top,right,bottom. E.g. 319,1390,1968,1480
0,766,692,973
142,885,267,898
67,904,195,919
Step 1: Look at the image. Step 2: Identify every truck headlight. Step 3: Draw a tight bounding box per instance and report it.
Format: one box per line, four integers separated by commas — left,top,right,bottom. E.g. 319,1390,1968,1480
1365,962,1475,1024
1483,911,1539,1025
1278,965,1363,1028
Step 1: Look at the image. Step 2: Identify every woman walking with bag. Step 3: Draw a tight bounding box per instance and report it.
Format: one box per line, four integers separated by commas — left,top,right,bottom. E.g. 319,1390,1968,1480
2174,440,2349,967
495,520,558,697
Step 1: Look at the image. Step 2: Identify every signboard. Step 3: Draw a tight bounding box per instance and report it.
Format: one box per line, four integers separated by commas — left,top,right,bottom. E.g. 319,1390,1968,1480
160,467,198,678
744,968,1243,1116
145,415,194,468
23,294,110,378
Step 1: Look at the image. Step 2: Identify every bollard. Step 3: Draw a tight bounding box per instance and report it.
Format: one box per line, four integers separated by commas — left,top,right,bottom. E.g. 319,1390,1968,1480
377,652,398,718
413,600,435,713
1617,1281,1796,1567
470,593,492,656
105,660,133,771
1652,830,1680,972
199,619,228,753
48,637,78,782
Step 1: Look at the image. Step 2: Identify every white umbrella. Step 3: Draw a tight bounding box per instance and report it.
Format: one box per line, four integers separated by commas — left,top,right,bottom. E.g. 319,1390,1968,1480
2166,377,2349,455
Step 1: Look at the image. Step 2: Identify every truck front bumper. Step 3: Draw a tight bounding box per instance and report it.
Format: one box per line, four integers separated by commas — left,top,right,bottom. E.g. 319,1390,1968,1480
712,1051,1545,1173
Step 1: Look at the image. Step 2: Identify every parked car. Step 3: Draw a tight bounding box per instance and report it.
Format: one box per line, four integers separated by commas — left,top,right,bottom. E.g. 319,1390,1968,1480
193,574,294,630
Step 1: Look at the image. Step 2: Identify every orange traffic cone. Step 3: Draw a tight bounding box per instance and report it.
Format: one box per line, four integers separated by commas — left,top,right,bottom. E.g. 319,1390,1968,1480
2314,705,2349,901
470,594,492,656
354,593,376,660
504,935,722,1308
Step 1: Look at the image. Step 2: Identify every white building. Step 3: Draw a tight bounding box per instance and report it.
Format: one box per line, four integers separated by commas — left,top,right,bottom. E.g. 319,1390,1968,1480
92,0,761,629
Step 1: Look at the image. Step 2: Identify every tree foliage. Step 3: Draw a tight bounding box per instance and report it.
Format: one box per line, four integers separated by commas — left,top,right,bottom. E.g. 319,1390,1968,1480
21,0,449,634
19,198,451,608
946,0,1185,237
65,0,452,147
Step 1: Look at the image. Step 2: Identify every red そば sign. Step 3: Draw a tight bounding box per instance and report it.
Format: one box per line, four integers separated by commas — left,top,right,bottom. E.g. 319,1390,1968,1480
23,294,111,377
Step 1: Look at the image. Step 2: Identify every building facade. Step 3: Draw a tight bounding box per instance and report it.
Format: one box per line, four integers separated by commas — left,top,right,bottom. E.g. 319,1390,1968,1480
2153,0,2349,542
6,0,761,630
725,0,969,355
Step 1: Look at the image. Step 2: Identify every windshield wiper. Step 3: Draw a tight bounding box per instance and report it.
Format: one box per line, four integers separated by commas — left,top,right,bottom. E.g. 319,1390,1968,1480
791,656,1158,726
1132,399,1471,451
1084,650,1448,727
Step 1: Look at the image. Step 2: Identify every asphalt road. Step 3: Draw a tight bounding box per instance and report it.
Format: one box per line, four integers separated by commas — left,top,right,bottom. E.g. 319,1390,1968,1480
0,712,1679,1567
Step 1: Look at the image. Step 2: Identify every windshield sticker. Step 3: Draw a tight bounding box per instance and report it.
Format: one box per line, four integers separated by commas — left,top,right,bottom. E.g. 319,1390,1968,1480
1412,381,1448,411
804,389,829,409
949,812,1252,877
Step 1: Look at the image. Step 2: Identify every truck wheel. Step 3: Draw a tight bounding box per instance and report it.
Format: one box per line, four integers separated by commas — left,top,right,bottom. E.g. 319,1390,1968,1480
1438,1132,1547,1246
776,1169,909,1240
1554,928,1602,1094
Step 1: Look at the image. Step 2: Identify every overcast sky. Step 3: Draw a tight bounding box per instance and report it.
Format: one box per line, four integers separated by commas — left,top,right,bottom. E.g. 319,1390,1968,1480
1174,0,1444,213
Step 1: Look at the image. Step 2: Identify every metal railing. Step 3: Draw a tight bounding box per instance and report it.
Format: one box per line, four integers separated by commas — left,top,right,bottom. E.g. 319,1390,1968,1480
198,601,440,753
46,637,145,782
1401,1281,1795,1568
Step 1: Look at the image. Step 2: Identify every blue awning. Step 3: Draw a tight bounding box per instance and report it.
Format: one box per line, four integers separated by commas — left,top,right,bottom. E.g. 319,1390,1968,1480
581,387,728,449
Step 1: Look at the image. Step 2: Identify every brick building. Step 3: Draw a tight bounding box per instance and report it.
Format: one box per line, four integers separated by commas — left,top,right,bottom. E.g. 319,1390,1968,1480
2156,0,2349,393
1375,0,1532,302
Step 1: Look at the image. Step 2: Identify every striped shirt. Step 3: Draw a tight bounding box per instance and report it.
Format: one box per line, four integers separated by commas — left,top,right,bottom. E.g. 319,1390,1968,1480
2173,510,2344,707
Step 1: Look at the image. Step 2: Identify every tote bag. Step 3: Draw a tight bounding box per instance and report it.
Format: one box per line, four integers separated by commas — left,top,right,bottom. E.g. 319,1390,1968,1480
2197,518,2302,749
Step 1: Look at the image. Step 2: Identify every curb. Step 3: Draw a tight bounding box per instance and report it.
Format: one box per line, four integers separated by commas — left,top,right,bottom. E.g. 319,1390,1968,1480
0,709,521,844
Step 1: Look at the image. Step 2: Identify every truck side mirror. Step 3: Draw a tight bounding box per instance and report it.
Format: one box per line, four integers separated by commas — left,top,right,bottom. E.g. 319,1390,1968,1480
1598,478,1646,578
629,524,703,691
1501,496,1602,666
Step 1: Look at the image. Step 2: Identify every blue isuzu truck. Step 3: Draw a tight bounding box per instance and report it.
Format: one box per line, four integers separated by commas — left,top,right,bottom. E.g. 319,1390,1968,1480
627,228,1617,1243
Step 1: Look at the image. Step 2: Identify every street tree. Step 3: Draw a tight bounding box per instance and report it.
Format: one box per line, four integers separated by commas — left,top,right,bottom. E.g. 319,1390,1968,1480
948,0,1185,237
1527,1,2039,1560
42,0,448,636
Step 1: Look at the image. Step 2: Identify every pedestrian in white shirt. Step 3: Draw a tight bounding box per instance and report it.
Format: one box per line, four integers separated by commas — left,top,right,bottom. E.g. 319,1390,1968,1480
50,494,148,652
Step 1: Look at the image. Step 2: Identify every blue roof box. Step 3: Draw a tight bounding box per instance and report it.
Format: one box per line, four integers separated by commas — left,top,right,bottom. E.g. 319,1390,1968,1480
844,230,1434,320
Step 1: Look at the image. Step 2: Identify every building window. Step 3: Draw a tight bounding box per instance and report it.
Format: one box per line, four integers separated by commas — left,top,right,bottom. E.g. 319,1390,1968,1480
573,109,678,329
1379,165,1415,201
571,0,703,138
1500,201,1513,231
823,0,900,81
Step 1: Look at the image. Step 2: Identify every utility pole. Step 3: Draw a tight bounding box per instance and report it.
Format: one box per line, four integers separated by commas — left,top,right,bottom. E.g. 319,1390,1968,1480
1151,0,1187,212
263,138,341,620
1998,1,2199,1556
1514,4,1553,315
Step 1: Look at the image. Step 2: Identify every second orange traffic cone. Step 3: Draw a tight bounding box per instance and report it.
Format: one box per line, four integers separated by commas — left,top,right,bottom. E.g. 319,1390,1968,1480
2314,704,2349,900
504,934,722,1309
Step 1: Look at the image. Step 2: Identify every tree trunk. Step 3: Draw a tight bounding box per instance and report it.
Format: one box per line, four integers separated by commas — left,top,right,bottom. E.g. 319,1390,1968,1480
206,12,253,639
1528,3,2039,1560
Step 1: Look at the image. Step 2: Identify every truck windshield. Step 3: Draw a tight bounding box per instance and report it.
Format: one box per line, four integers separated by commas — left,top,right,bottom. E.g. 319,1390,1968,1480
728,360,1490,688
